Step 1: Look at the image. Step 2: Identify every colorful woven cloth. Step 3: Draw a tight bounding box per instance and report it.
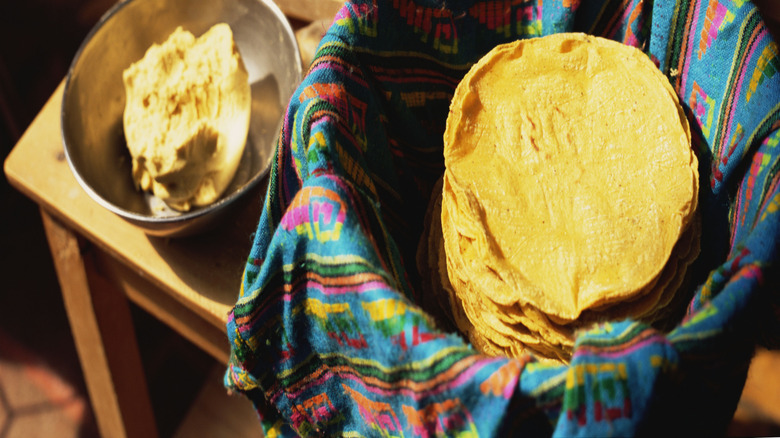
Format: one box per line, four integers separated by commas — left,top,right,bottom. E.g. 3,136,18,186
225,0,780,436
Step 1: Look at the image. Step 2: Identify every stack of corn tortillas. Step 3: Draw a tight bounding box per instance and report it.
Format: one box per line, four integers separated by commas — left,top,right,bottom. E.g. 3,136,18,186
417,33,700,363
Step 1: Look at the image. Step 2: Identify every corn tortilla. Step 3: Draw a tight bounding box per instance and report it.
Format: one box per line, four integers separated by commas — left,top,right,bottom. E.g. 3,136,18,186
441,33,699,322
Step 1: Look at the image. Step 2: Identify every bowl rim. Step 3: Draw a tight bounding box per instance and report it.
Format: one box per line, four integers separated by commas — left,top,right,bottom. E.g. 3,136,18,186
60,0,302,225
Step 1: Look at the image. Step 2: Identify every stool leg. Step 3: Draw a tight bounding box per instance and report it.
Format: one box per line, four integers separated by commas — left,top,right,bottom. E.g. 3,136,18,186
41,210,158,438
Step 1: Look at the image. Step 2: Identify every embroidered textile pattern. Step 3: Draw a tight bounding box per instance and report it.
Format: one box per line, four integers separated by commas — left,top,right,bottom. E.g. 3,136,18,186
225,0,780,436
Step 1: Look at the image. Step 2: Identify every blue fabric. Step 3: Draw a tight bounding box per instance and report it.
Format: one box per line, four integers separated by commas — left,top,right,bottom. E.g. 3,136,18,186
226,1,780,436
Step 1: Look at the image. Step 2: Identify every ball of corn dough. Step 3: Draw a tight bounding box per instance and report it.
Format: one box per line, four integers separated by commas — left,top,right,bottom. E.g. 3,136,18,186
122,23,251,211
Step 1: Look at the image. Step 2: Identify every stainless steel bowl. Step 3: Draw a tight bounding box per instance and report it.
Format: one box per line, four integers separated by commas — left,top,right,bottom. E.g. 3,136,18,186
62,0,302,237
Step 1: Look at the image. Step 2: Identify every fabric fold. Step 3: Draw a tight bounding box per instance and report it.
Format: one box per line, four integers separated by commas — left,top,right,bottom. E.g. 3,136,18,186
225,0,780,436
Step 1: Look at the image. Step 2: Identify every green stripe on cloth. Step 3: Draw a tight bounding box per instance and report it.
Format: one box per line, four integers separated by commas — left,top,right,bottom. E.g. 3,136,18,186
225,0,780,436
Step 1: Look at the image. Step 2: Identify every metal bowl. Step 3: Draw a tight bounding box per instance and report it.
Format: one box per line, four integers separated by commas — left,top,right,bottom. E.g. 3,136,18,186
62,0,302,237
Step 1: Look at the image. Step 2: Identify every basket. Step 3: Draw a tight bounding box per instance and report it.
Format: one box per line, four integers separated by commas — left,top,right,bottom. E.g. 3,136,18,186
225,1,780,436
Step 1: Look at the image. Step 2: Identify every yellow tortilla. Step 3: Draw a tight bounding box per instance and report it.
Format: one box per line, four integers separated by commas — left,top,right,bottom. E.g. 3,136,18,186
442,33,699,322
416,33,701,361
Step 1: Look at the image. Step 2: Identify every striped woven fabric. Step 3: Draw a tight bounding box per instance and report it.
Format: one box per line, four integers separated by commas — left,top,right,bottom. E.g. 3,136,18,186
225,0,780,436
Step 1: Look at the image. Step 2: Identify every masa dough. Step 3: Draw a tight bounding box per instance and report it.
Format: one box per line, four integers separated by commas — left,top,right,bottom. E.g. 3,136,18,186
122,23,251,211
